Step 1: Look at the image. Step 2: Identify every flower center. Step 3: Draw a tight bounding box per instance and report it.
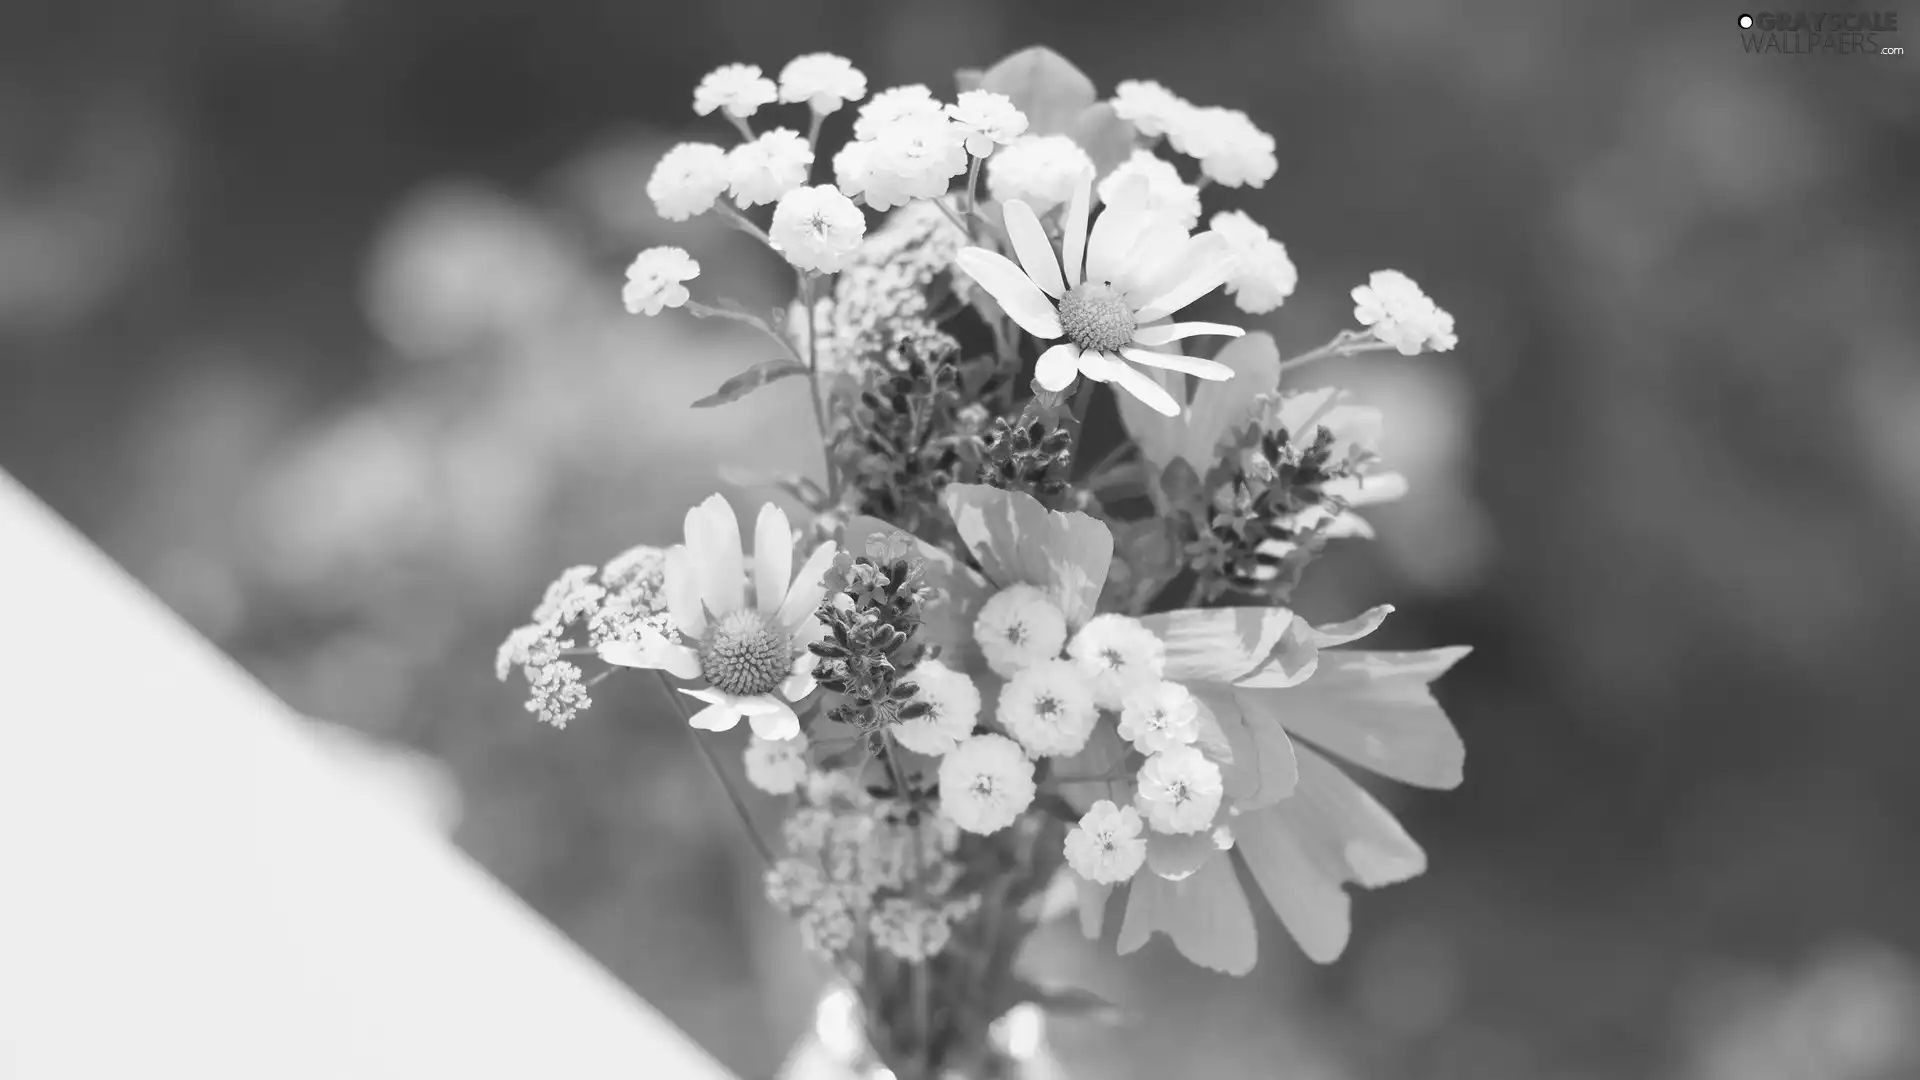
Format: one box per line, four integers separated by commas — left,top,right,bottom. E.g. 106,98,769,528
699,609,793,697
1057,282,1137,354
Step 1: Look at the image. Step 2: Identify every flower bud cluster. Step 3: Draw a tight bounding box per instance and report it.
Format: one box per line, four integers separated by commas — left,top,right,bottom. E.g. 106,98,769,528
810,534,934,732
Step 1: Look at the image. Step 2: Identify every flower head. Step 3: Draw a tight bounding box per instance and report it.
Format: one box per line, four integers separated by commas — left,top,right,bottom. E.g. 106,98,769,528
770,185,867,272
996,659,1099,758
1352,270,1457,354
778,53,867,114
937,733,1036,834
1064,799,1148,884
1210,210,1298,314
834,114,968,211
891,658,981,756
1115,680,1200,755
694,63,779,119
1098,149,1201,230
1166,106,1276,189
853,85,945,139
1066,612,1167,710
646,142,730,221
972,582,1068,678
597,495,837,740
954,173,1246,417
622,247,698,315
1112,79,1192,138
745,730,811,794
986,134,1094,213
1135,745,1224,834
725,129,813,208
945,90,1028,157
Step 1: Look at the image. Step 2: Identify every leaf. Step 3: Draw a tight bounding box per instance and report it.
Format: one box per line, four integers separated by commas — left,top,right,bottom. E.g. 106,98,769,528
954,66,985,93
1014,981,1130,1025
940,483,1113,629
1116,853,1258,975
1237,647,1470,789
1144,830,1217,881
1176,332,1281,472
1306,605,1394,648
1074,876,1112,939
1232,803,1349,964
843,514,993,674
1194,688,1298,809
976,46,1098,135
1140,606,1297,683
690,359,808,408
1051,718,1133,814
1066,102,1139,179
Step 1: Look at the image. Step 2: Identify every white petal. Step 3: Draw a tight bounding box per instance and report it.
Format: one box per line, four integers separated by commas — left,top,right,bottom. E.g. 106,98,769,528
1131,322,1246,347
597,628,702,680
781,666,817,701
1134,233,1235,323
1003,199,1064,299
679,688,744,731
747,698,802,740
1120,347,1233,381
663,545,708,639
1062,170,1092,288
1105,357,1181,417
1079,351,1115,382
1083,190,1151,287
752,503,793,617
1034,342,1082,392
684,494,745,618
1113,221,1191,301
777,541,838,632
956,248,1064,339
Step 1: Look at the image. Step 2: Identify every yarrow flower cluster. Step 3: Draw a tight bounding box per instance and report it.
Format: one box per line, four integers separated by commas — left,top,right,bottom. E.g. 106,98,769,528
508,44,1473,1076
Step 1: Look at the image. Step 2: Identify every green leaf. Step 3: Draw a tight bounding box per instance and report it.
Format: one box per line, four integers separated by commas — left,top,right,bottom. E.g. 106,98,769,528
940,483,1113,628
954,66,985,93
1139,606,1298,683
1067,102,1139,179
1144,830,1217,881
690,359,808,408
1116,853,1258,975
1051,718,1134,814
1236,647,1470,789
976,46,1098,135
1195,688,1298,809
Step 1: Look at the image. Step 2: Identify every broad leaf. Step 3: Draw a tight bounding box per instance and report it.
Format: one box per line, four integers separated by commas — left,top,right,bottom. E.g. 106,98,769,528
691,359,808,408
1116,853,1258,975
843,514,993,674
1306,604,1393,648
976,46,1097,135
1051,718,1134,814
1141,606,1296,683
1238,647,1469,789
1074,876,1112,939
1232,802,1349,964
1067,102,1139,179
1116,332,1281,482
1144,829,1217,881
941,483,1113,628
1194,688,1298,809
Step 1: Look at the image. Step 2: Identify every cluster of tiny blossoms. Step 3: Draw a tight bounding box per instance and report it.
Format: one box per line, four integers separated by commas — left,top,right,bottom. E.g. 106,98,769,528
496,546,673,728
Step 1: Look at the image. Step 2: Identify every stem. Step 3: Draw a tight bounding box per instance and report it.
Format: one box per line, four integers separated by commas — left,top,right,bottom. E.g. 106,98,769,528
725,112,755,143
797,272,842,505
932,197,971,238
805,109,825,155
716,204,774,247
1279,330,1397,374
961,157,983,240
656,673,775,865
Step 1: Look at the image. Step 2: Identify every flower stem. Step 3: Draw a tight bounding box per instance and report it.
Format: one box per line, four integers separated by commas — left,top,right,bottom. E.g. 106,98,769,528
657,673,775,866
1279,329,1397,374
725,113,755,143
797,272,842,506
961,157,983,240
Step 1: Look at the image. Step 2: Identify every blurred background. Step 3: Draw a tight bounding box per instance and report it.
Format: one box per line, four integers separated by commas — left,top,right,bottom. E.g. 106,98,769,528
4,2,1918,1077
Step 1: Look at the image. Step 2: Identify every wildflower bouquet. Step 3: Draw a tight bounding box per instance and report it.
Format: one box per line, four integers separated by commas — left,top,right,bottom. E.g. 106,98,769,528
501,45,1468,1080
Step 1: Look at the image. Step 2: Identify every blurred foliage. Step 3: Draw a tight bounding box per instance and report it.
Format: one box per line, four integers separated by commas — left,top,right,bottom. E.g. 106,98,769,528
4,1,1919,1078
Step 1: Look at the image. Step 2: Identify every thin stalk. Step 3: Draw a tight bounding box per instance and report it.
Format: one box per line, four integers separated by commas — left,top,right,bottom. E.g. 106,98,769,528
657,673,775,865
797,272,842,504
961,157,983,240
725,113,755,143
1279,330,1397,374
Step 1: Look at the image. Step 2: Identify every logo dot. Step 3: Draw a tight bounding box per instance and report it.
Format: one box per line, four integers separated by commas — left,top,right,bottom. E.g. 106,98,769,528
1738,13,1753,27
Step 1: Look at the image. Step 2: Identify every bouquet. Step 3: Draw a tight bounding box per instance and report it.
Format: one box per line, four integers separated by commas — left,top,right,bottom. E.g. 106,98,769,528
500,44,1468,1080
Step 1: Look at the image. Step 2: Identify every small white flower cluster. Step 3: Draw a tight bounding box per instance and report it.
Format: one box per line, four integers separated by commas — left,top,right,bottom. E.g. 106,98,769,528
1352,269,1459,355
496,549,677,728
622,247,699,316
763,773,976,962
1112,79,1277,189
986,134,1094,213
835,86,976,212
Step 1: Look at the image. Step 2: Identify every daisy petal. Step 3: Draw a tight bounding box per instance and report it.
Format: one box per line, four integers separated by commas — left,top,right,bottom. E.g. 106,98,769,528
1003,199,1065,299
1034,341,1082,392
753,503,793,617
684,494,746,618
1120,347,1233,381
663,545,708,638
1131,322,1247,347
1079,350,1115,382
1062,170,1092,288
747,698,802,740
1084,184,1151,287
678,689,745,731
597,627,702,680
956,248,1064,339
781,666,816,702
1134,232,1235,323
1113,220,1191,302
777,541,838,632
1104,356,1181,416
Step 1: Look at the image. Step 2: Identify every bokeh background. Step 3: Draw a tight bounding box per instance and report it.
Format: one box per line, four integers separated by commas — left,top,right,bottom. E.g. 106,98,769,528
5,2,1919,1078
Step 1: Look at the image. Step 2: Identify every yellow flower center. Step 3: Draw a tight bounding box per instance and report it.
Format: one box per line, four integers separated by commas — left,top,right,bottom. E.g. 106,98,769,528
700,609,793,696
1057,282,1137,354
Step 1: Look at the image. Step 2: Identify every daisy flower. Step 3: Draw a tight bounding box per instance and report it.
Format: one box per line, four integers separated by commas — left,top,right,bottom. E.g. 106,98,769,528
693,63,779,120
891,658,982,757
646,142,730,221
954,172,1246,417
597,495,836,739
769,185,867,273
945,90,1028,157
1210,210,1298,314
1064,800,1148,884
778,53,867,115
1066,612,1167,710
937,734,1037,835
622,247,698,315
996,659,1099,758
1352,269,1458,354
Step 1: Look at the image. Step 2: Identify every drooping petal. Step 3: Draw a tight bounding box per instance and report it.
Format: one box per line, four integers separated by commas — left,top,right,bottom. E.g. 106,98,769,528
1307,605,1393,649
1061,169,1092,288
684,494,746,618
780,665,816,702
1078,350,1115,381
663,545,708,639
1083,179,1152,287
1119,347,1233,381
1140,606,1296,683
1034,341,1082,391
752,502,793,617
776,541,839,633
1112,220,1192,300
1003,199,1065,299
1116,851,1258,975
679,688,745,732
745,697,802,740
1134,232,1235,323
1130,322,1246,347
597,627,702,680
956,248,1064,339
1103,356,1181,417
1242,647,1470,790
